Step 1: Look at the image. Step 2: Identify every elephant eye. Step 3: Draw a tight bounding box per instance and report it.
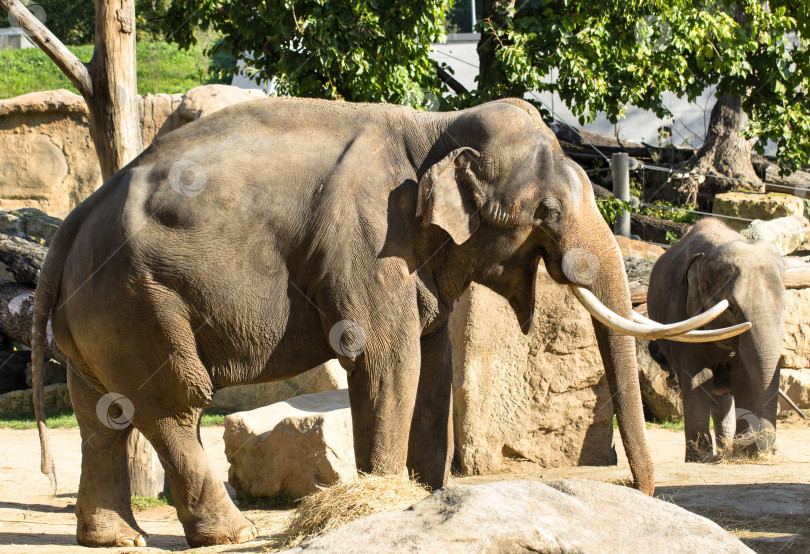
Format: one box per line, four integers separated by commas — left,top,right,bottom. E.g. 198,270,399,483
535,199,561,223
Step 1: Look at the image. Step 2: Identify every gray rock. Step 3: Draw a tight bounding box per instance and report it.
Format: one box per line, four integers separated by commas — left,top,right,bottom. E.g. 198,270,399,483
225,389,355,499
210,359,347,412
287,479,752,553
741,216,810,256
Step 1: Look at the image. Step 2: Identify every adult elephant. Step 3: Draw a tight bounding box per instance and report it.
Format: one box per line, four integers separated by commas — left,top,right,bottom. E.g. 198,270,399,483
648,218,785,461
30,98,746,547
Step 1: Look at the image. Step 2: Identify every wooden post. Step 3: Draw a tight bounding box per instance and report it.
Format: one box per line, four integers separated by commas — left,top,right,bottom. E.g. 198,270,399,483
0,0,162,498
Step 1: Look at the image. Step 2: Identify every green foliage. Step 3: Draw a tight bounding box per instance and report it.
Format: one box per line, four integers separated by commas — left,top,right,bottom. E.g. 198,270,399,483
0,410,77,429
164,0,453,109
0,409,227,429
639,200,699,223
0,41,229,99
473,0,809,172
131,491,173,511
665,230,680,245
596,197,631,224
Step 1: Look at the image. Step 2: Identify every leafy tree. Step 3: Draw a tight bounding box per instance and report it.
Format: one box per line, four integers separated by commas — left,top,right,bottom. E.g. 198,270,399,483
0,0,173,44
165,0,452,107
472,0,808,203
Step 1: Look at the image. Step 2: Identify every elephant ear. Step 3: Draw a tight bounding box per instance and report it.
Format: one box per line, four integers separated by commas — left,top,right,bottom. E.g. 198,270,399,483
683,252,705,316
417,147,481,245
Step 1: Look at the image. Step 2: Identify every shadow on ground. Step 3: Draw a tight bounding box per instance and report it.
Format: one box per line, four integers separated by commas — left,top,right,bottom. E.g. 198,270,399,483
657,483,810,553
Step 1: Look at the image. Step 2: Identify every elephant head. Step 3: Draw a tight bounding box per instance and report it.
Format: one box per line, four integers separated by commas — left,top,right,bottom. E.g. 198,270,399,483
417,99,750,494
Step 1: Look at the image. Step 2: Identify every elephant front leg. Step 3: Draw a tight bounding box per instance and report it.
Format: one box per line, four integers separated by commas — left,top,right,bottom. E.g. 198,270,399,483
346,334,422,477
407,321,454,490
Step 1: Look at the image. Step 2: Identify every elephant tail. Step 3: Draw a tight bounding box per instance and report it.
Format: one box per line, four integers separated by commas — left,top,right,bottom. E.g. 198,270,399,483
31,247,61,492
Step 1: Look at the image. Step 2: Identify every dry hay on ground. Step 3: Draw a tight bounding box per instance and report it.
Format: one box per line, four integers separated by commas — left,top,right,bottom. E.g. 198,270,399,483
281,474,431,548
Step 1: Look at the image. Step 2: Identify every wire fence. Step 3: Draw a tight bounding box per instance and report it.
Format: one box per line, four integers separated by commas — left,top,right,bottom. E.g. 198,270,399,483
468,91,809,252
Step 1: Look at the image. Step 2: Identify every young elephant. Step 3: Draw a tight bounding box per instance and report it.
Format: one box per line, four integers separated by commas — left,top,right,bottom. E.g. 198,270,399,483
31,98,745,548
648,218,786,461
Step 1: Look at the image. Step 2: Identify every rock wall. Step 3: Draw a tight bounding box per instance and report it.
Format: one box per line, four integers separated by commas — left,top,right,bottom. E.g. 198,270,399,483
781,288,810,409
449,264,616,475
0,90,100,217
0,85,265,218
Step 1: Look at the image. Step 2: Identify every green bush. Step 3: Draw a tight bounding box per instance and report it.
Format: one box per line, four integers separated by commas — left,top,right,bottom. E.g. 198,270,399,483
0,40,231,99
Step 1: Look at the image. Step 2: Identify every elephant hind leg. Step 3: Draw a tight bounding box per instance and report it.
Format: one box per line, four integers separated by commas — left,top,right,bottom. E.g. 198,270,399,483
135,400,256,547
68,365,147,548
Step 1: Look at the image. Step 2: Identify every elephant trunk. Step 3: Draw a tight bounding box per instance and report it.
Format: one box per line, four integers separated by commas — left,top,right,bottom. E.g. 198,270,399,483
737,319,783,451
560,222,654,495
591,259,654,495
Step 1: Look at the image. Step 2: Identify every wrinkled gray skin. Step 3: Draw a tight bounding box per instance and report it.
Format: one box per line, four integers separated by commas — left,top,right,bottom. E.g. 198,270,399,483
648,218,785,462
32,97,653,548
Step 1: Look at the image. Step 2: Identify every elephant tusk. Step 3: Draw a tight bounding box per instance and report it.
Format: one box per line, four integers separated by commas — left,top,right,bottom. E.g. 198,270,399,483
626,299,730,336
647,322,752,342
570,286,751,342
631,310,753,342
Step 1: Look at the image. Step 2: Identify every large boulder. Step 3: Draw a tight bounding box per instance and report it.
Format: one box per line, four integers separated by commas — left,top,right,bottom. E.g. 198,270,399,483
225,389,355,499
178,84,266,120
780,369,810,410
209,359,347,412
741,216,810,256
286,479,753,553
449,264,616,475
712,192,805,231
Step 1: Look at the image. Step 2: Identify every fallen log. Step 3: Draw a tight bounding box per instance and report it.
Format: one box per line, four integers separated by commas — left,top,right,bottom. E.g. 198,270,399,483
630,213,691,244
0,280,65,364
0,229,47,286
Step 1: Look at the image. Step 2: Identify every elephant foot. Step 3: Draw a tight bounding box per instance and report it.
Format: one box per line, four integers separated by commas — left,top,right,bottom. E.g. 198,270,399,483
684,449,714,463
77,516,148,548
184,510,257,547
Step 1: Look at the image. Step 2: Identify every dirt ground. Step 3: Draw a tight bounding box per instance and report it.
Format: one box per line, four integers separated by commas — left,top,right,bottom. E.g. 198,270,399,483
1,423,808,553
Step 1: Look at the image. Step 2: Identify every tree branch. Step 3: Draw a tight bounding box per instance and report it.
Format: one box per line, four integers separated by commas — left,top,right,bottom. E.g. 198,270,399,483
436,65,468,96
0,0,92,97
